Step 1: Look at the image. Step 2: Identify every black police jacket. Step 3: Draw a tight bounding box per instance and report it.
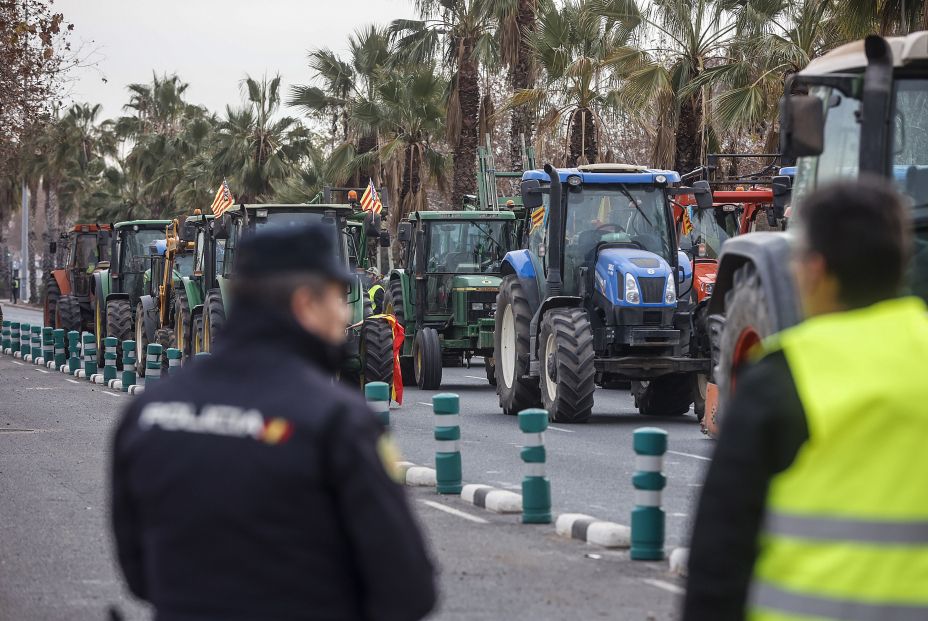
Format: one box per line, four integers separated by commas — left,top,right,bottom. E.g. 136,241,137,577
110,303,436,621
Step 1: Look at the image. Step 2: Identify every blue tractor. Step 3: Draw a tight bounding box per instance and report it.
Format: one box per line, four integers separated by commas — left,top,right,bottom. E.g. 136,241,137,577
493,163,713,422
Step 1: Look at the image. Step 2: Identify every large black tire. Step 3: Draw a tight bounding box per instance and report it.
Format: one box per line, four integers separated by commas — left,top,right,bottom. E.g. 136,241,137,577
106,298,133,369
413,327,442,389
155,328,176,369
539,308,595,423
716,263,773,404
494,275,540,415
636,373,694,416
134,302,150,377
386,279,406,326
192,312,204,356
361,317,395,386
174,288,191,358
485,357,497,386
44,278,60,328
203,289,225,353
57,295,82,333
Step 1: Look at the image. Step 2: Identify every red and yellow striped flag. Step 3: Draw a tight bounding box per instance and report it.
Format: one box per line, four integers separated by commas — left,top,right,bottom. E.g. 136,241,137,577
210,179,235,216
360,179,383,214
681,206,694,235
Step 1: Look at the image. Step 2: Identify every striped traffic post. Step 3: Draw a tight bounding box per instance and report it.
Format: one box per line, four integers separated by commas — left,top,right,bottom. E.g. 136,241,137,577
52,329,66,369
67,331,80,373
39,327,53,365
166,348,182,375
82,332,97,379
9,321,20,355
2,320,9,353
433,393,462,495
18,322,30,358
519,408,552,524
29,325,41,362
120,340,136,392
365,381,390,428
631,427,668,561
102,337,118,383
143,343,163,387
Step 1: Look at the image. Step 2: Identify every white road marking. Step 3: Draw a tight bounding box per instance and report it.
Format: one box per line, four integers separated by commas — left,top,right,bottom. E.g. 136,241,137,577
547,425,574,433
100,391,121,398
642,578,685,595
464,375,485,381
670,512,688,518
66,379,80,384
420,500,489,524
11,361,24,366
25,387,55,390
417,402,432,407
668,450,711,462
34,369,49,374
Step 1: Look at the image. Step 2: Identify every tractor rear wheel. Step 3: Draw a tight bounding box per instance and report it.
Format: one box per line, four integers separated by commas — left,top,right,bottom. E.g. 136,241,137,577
134,303,150,377
494,275,540,415
361,317,394,386
413,327,442,390
386,279,405,326
155,328,175,369
192,313,204,356
174,288,191,358
717,263,773,404
106,298,133,369
44,278,60,328
635,374,694,416
203,290,225,353
57,295,82,333
539,308,595,423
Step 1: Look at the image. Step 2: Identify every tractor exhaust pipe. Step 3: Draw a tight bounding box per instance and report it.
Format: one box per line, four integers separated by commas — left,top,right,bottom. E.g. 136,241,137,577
544,163,563,296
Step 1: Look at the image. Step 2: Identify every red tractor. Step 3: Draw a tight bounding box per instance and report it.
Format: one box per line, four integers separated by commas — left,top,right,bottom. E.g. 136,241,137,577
44,224,112,331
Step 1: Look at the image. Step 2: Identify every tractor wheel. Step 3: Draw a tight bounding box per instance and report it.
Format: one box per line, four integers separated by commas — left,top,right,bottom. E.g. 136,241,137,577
44,278,60,328
717,263,773,404
203,290,225,353
539,308,595,423
635,374,694,416
94,294,107,353
386,279,405,326
485,357,497,386
106,298,133,368
495,275,540,416
174,288,191,358
57,295,82,333
693,374,707,423
134,303,150,377
78,296,93,332
361,317,395,386
155,328,176,369
192,313,204,356
413,327,442,390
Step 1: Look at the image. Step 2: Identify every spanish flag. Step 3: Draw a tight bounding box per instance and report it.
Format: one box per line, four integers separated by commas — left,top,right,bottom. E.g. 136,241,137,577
530,206,545,232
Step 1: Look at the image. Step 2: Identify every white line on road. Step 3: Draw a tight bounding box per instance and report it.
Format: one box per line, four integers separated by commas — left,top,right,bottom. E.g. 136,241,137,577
642,578,685,595
464,375,487,381
100,391,121,398
420,500,489,524
417,402,432,407
547,425,574,433
11,361,23,366
668,450,711,462
66,379,80,384
34,369,49,374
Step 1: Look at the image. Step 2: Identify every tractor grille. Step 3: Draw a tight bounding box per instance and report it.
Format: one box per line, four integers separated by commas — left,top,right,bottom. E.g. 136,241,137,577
638,277,665,304
643,311,663,326
467,290,498,323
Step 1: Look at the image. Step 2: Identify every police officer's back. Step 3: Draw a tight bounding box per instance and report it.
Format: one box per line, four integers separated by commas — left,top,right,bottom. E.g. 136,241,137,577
111,224,436,621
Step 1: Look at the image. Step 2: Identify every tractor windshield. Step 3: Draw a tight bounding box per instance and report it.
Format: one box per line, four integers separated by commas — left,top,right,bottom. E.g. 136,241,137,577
72,234,100,269
425,220,513,274
679,206,739,259
253,209,345,262
173,253,195,277
120,228,164,301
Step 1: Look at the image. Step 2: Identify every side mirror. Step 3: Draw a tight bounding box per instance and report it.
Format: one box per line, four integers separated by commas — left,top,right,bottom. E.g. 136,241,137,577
365,212,381,238
693,180,713,210
398,222,412,243
521,179,544,211
49,241,57,254
379,230,391,247
180,220,197,243
213,213,232,240
771,175,792,220
780,94,824,158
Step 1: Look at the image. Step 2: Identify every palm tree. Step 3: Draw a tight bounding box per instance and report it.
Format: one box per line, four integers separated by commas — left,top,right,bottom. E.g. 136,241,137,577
834,0,927,36
391,0,499,208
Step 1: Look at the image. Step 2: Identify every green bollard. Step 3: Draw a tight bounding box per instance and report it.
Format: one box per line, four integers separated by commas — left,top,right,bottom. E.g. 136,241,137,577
19,323,30,358
41,327,53,365
30,325,41,362
631,427,668,561
10,321,20,355
53,329,66,369
103,337,118,383
2,320,9,353
166,348,182,375
82,332,97,378
364,381,391,428
143,343,163,386
67,331,81,373
121,340,137,391
519,408,552,524
433,393,462,494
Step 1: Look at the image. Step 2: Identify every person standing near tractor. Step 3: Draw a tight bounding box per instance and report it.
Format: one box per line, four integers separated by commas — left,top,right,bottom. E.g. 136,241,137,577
683,178,928,620
110,224,436,621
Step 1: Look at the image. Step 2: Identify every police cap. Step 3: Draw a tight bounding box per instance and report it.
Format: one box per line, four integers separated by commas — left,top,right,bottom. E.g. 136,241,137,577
235,223,354,284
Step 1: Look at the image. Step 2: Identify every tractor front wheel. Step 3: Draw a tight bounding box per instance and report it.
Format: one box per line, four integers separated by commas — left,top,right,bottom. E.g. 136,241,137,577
203,290,225,353
57,295,82,333
386,279,406,326
635,374,694,416
494,275,540,415
539,308,595,423
106,298,133,369
44,277,60,328
174,288,191,358
361,317,395,386
717,262,773,403
413,327,442,390
134,303,150,377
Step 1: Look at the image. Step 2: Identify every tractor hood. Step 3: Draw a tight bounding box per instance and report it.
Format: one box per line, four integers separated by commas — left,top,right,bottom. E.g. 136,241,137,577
593,247,675,307
451,274,502,290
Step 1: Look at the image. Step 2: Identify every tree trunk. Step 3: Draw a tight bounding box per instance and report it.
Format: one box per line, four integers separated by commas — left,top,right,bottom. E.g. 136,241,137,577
41,176,57,290
358,132,378,188
567,108,597,167
28,178,39,303
674,92,703,174
509,0,537,170
451,41,480,210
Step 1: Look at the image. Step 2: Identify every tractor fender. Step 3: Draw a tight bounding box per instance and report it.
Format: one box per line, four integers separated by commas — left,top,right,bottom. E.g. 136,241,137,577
51,269,70,296
180,277,203,309
92,270,111,304
104,291,130,307
216,275,230,314
139,294,159,342
501,250,544,313
388,269,414,322
707,232,800,333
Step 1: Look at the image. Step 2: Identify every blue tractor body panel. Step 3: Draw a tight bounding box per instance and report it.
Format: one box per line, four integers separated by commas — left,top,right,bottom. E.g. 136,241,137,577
522,168,681,185
594,248,673,307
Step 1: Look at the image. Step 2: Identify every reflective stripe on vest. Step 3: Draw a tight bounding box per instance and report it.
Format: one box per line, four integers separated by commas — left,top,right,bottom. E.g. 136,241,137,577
750,297,928,621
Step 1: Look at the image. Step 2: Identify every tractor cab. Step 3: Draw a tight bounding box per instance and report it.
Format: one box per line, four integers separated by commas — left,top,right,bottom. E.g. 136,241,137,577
44,224,112,330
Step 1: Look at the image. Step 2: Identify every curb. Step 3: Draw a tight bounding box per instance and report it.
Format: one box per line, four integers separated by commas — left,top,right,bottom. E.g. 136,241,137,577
555,513,631,549
669,547,688,577
128,384,144,395
461,484,522,514
397,461,437,486
90,374,105,384
75,369,86,378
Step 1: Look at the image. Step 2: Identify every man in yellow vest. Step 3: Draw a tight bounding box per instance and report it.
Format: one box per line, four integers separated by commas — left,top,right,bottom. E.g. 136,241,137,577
683,177,928,620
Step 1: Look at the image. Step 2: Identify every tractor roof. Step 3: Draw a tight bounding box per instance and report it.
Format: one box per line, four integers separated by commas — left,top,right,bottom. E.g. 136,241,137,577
522,165,680,185
224,203,353,214
802,30,928,75
183,213,215,224
70,223,111,233
114,219,171,229
411,210,516,221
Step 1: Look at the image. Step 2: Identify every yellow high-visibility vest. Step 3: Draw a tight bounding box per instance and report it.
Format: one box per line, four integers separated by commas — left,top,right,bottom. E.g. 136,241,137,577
368,284,384,312
750,296,928,621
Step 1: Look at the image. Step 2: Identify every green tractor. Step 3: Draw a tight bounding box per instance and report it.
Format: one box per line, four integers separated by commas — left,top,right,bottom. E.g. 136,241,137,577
386,210,518,389
172,212,218,357
93,220,172,355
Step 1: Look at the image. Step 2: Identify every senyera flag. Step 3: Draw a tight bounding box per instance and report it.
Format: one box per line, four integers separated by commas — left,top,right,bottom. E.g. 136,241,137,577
211,179,235,216
360,179,383,214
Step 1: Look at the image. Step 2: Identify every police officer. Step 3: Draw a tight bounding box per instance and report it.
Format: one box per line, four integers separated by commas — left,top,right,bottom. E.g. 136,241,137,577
111,224,436,621
683,178,928,620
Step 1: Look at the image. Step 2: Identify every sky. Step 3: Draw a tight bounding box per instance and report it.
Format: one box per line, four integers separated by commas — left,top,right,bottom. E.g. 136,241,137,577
54,0,418,118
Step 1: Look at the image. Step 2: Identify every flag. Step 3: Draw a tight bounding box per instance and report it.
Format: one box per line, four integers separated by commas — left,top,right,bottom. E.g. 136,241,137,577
371,313,405,405
681,206,694,235
210,179,235,216
360,179,383,214
530,206,545,232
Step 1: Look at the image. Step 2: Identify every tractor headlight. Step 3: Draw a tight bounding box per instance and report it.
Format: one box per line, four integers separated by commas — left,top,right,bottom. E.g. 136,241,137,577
624,272,640,304
664,275,677,304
